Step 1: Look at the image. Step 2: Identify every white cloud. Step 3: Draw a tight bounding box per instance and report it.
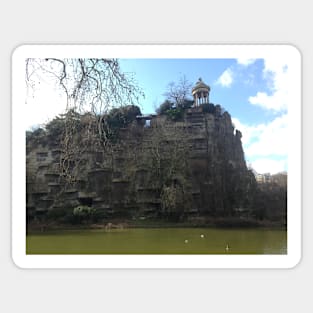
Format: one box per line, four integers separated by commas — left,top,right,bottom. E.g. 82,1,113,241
250,158,287,175
215,59,256,88
216,68,233,87
243,73,255,86
232,115,288,174
248,59,289,113
237,58,256,66
237,58,292,173
231,117,266,147
245,114,288,157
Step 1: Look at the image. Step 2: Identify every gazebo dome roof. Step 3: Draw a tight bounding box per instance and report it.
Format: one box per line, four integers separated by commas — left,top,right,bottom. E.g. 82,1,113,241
192,78,210,94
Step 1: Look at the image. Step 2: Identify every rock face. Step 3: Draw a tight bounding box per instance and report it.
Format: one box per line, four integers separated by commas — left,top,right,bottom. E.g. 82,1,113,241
26,105,257,222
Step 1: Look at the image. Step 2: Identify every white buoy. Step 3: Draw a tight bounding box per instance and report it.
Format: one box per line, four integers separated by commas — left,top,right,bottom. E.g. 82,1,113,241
185,239,189,244
225,244,230,252
200,234,204,238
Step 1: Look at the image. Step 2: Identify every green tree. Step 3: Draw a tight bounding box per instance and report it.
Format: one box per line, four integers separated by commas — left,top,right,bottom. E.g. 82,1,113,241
156,100,173,115
100,105,142,142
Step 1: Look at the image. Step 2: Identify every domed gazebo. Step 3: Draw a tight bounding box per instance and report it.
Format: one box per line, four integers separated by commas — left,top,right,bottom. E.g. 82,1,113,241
192,78,210,107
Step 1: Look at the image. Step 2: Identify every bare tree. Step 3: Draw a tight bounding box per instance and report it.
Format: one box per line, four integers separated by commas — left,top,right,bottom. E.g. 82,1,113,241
26,58,143,112
163,75,192,108
142,117,192,218
26,58,144,183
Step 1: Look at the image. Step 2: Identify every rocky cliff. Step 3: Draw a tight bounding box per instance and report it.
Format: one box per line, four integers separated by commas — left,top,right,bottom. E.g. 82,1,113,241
26,105,271,225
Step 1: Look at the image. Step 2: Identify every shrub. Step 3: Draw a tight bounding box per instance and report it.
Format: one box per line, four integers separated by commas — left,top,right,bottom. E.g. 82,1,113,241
45,116,65,140
73,205,96,216
202,102,216,114
166,107,184,121
72,205,96,224
181,99,193,109
156,100,185,121
101,105,142,142
157,100,173,115
121,105,141,124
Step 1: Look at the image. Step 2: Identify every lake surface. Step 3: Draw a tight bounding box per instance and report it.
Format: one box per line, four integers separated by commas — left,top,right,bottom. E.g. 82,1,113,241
26,228,287,255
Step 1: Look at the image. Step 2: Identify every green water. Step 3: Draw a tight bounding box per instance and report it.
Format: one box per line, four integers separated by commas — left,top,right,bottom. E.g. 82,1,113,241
26,228,287,254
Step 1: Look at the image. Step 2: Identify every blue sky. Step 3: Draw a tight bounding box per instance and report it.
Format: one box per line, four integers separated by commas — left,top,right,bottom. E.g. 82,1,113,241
120,58,269,123
26,57,289,175
119,58,289,175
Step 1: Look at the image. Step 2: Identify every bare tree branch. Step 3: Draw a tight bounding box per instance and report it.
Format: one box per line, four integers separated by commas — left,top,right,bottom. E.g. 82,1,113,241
163,75,192,107
25,58,144,184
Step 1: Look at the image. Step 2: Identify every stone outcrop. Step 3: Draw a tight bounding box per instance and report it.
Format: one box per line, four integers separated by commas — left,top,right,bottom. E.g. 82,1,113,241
26,105,258,223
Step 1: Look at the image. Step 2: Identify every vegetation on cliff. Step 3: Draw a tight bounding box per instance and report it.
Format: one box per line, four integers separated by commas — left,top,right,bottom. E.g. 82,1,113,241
25,64,286,229
26,102,287,228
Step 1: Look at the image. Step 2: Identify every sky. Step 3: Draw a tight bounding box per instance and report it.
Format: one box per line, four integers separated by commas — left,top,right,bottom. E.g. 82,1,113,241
25,57,290,175
119,58,288,175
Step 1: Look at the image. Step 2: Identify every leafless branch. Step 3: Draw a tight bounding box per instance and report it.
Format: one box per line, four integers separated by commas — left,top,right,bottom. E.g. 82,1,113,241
26,58,144,183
